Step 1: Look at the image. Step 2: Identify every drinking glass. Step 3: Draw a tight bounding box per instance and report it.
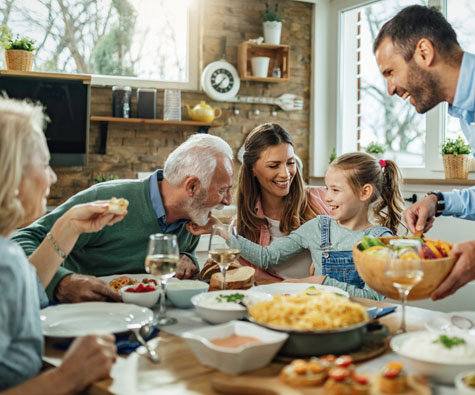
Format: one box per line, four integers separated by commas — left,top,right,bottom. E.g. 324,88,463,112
385,239,424,334
208,224,240,290
145,234,179,326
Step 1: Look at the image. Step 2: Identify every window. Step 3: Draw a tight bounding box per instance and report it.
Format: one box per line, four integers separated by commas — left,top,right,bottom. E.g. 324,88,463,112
445,0,475,141
312,0,472,178
0,0,199,89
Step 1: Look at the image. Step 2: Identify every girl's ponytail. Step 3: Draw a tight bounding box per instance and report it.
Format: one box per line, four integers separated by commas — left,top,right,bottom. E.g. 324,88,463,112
373,159,405,234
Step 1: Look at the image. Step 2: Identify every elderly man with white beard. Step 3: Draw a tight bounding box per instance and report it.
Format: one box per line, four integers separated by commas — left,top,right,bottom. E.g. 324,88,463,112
12,134,234,303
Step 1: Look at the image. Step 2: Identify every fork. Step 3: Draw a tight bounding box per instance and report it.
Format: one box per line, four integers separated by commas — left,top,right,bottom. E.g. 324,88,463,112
228,94,304,111
129,325,160,363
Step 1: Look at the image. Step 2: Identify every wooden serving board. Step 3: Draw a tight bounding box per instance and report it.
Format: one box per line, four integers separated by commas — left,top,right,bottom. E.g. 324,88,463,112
212,372,431,395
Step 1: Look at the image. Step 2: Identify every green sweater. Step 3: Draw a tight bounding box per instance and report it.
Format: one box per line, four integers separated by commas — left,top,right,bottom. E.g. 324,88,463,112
11,176,199,300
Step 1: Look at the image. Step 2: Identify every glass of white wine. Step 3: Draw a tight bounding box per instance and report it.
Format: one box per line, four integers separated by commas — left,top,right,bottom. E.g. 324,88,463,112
208,224,240,290
385,239,424,334
145,233,179,326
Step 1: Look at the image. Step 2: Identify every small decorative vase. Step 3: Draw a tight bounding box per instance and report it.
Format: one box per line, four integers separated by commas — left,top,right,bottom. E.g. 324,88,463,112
5,50,34,71
442,154,471,179
263,21,282,45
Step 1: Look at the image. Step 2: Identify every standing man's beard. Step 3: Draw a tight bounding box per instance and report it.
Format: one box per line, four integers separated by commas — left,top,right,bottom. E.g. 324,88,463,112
406,59,443,114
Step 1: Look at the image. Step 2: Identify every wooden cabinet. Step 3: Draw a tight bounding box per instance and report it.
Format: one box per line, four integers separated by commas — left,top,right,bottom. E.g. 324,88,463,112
238,42,290,82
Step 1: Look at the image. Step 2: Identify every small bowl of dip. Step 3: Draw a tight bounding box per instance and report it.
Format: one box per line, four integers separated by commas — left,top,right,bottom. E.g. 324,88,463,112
455,371,475,395
182,320,288,375
190,290,273,324
390,331,475,384
166,279,208,308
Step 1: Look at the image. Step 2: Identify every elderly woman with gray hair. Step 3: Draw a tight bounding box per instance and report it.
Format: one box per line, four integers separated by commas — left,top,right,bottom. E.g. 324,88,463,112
0,97,123,393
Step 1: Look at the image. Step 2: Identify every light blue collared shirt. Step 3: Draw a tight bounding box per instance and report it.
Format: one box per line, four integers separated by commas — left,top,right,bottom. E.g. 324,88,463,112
448,52,475,152
442,186,475,220
149,170,187,232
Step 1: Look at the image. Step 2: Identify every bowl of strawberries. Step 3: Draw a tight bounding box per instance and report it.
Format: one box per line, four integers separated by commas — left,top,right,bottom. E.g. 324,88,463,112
120,281,160,308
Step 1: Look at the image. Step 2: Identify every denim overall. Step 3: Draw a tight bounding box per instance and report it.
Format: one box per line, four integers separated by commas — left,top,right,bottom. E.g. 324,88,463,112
320,215,390,289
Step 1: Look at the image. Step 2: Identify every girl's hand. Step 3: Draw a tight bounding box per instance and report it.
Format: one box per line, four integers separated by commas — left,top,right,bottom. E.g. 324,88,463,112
186,215,221,236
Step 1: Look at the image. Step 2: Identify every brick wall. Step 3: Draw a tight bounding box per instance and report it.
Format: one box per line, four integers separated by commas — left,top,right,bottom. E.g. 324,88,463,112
48,0,312,206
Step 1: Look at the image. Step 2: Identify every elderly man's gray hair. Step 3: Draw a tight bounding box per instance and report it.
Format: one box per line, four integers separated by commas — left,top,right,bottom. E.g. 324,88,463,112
164,134,233,190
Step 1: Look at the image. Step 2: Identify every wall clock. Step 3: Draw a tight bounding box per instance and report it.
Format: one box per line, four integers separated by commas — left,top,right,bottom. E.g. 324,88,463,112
201,37,240,102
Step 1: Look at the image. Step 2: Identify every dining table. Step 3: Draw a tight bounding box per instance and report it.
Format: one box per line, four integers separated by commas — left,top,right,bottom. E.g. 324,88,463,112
43,294,458,395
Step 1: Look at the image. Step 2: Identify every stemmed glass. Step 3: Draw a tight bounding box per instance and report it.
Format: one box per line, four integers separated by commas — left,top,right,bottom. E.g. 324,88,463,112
385,239,424,334
208,224,240,290
145,233,179,326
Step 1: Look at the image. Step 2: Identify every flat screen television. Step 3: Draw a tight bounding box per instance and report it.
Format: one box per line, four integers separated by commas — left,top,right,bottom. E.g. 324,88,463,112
0,73,90,166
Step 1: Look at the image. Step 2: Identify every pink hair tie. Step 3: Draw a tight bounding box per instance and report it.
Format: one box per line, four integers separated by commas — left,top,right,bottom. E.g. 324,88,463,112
379,159,387,168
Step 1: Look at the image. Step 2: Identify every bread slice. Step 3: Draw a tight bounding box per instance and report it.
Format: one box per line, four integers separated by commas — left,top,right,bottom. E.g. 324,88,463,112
200,259,241,281
208,266,255,291
107,197,129,215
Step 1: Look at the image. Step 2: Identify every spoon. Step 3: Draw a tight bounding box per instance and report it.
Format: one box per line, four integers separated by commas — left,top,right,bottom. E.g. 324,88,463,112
129,324,160,363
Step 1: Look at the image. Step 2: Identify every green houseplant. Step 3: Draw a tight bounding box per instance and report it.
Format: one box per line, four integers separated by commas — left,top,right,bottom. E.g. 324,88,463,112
3,34,36,71
440,136,472,179
365,141,386,159
262,2,283,45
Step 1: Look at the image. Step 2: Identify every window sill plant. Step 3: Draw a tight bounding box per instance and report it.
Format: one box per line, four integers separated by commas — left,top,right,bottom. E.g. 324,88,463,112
262,2,284,45
3,33,36,72
365,141,387,159
440,136,472,179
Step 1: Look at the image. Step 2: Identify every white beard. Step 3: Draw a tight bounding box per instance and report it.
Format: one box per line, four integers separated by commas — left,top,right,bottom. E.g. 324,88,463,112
184,191,221,226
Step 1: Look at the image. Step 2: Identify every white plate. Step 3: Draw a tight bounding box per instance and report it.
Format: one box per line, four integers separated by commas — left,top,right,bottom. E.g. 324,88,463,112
252,282,349,298
425,311,475,337
40,302,154,337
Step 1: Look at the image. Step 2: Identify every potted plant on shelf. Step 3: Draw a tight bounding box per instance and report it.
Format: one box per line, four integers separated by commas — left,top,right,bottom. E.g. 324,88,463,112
441,136,472,179
262,1,284,45
3,34,36,71
365,141,387,159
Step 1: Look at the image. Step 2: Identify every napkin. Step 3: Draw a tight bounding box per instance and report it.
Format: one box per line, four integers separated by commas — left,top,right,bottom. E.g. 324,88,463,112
51,328,159,355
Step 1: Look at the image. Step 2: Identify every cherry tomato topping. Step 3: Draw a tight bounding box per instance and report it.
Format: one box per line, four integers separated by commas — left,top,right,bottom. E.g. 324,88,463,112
329,367,350,381
320,354,337,363
335,355,353,367
352,373,369,385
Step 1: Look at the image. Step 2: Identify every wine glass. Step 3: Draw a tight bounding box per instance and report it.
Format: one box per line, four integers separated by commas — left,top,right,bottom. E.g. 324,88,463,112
145,233,179,326
208,224,240,290
385,239,424,334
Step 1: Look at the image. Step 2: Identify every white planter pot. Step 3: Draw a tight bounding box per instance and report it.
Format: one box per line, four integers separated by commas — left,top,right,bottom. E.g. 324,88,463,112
263,21,282,45
251,57,270,78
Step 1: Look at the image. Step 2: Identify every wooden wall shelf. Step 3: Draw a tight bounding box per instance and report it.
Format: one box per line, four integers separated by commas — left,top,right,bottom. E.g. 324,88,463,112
90,116,224,154
238,42,290,82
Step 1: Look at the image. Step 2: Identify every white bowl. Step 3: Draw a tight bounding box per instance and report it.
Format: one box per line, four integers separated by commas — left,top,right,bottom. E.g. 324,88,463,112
390,331,475,384
166,279,208,308
190,290,273,324
182,320,288,375
120,284,160,308
455,371,475,395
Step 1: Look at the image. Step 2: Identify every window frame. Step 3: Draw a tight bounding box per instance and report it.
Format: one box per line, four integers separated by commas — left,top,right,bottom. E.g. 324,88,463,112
89,0,201,90
310,0,451,179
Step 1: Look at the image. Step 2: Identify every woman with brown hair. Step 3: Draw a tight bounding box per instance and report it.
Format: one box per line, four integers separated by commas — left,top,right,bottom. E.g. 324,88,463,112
236,123,330,281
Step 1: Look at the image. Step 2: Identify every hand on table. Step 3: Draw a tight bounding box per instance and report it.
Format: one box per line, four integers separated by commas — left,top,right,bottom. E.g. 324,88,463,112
431,240,475,300
57,334,117,393
175,254,198,279
403,194,437,234
55,273,122,303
